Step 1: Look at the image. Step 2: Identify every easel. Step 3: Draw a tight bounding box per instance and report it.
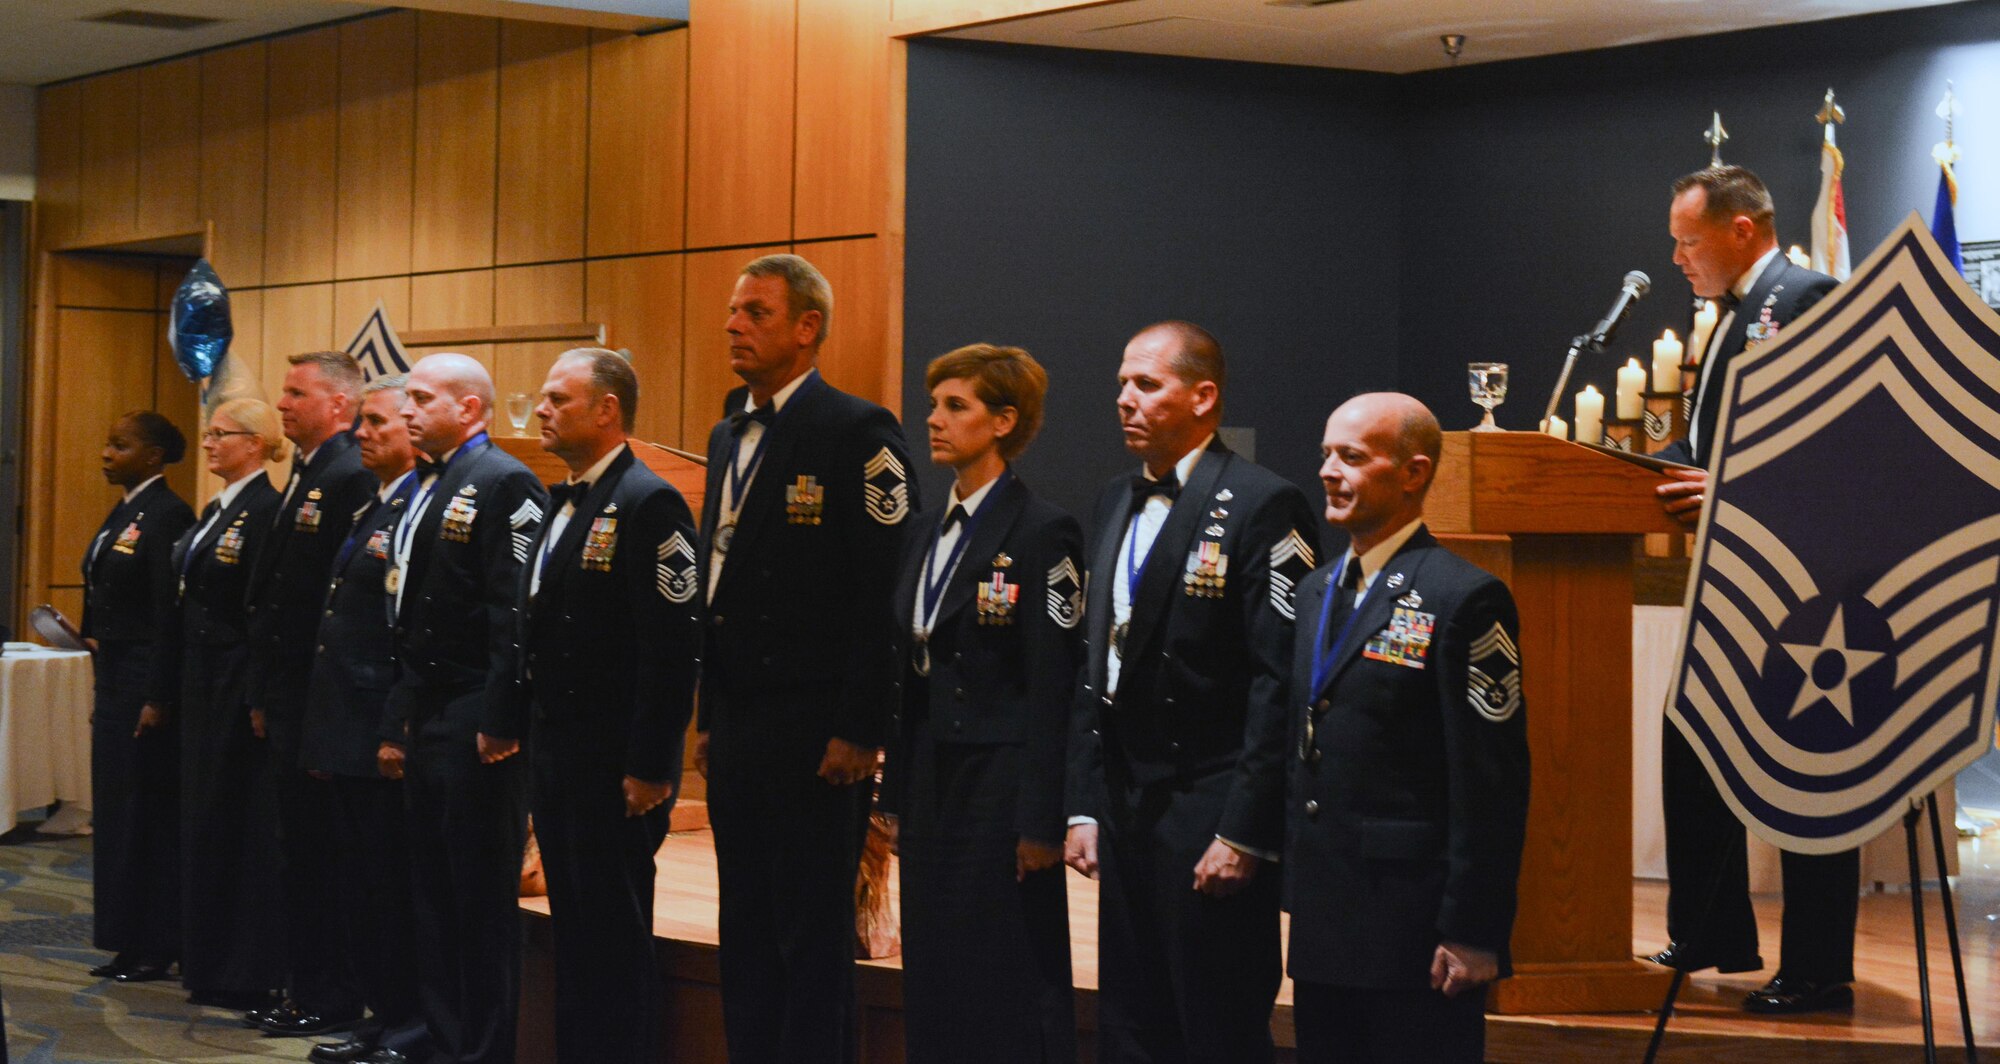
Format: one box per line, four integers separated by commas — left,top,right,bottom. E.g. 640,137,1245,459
1641,792,1979,1063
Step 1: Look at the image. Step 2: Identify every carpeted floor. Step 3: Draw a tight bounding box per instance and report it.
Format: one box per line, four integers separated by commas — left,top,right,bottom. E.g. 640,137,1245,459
0,825,305,1063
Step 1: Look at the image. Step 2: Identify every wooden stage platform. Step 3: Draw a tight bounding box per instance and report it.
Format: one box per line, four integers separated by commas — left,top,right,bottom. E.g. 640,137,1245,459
517,829,2000,1063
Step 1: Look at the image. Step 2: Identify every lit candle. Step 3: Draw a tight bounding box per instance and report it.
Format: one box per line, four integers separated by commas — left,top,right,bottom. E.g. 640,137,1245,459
1652,329,1683,391
1575,385,1604,446
1787,244,1810,269
1545,414,1568,440
1616,358,1646,418
1687,300,1719,365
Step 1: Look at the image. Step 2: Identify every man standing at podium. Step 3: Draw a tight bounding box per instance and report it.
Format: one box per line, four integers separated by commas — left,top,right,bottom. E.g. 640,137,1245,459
1286,393,1529,1064
1649,165,1857,1015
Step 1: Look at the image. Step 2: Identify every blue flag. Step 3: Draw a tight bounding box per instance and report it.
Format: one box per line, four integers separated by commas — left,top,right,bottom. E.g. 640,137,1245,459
1932,162,1962,275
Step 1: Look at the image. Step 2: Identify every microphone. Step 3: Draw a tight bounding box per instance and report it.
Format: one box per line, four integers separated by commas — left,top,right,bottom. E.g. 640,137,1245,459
1585,270,1651,349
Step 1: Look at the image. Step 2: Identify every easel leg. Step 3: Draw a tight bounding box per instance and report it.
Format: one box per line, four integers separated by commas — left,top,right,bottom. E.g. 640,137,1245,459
1904,804,1940,1064
1642,970,1685,1064
1643,828,1747,1064
1923,793,1978,1063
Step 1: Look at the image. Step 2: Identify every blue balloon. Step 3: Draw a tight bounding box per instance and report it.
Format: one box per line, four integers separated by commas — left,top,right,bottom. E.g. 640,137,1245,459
172,259,233,382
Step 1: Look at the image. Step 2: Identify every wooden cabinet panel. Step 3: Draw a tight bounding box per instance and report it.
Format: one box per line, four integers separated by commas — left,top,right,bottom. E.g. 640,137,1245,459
221,287,266,405
55,254,156,310
52,309,159,579
796,0,888,240
493,262,585,406
137,57,203,239
200,43,269,289
686,0,794,249
77,70,141,246
803,238,892,411
336,12,418,280
586,254,685,445
261,284,336,390
681,246,785,443
35,83,81,250
333,276,414,352
410,268,497,366
265,26,340,285
587,29,687,257
496,22,588,266
414,12,498,274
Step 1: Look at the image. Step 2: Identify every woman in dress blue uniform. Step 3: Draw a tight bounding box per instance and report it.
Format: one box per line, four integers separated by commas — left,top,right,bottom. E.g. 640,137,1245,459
165,398,285,1007
83,412,196,983
884,345,1084,1063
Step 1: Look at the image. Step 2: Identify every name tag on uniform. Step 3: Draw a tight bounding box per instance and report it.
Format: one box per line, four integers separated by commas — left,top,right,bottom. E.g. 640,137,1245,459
112,520,143,554
1362,606,1435,669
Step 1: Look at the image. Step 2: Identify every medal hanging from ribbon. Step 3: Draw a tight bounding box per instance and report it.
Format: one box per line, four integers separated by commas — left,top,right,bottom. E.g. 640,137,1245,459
716,417,774,556
1302,556,1365,762
912,471,1009,676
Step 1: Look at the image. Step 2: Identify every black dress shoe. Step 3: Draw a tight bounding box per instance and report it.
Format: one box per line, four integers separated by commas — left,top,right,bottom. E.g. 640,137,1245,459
89,955,133,979
359,1049,411,1064
309,1038,377,1063
1643,941,1764,974
1743,976,1854,1014
262,1008,365,1037
111,961,174,983
242,1003,285,1029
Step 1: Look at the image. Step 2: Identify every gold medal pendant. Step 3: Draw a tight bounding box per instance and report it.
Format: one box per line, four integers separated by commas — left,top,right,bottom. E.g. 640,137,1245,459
715,522,735,554
385,567,403,594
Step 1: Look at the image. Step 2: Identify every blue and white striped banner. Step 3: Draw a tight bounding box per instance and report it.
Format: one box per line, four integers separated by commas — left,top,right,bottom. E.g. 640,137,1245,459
1669,214,2000,854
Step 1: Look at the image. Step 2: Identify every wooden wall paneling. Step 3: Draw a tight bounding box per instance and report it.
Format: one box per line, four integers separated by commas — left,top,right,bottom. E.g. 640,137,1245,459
52,309,160,582
585,254,685,446
493,262,584,417
34,83,82,250
336,11,418,280
261,284,337,394
681,246,785,442
194,287,266,501
136,57,203,238
334,276,414,350
200,43,269,289
409,268,497,366
587,29,687,257
496,22,589,266
413,13,500,274
795,0,888,240
265,26,342,285
54,254,156,310
805,238,892,411
686,0,795,249
77,70,142,246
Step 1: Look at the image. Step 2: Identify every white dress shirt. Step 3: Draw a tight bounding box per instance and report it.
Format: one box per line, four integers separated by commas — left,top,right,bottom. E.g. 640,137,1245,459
532,443,625,598
910,474,1002,636
1688,246,1781,458
1107,434,1214,697
707,368,816,601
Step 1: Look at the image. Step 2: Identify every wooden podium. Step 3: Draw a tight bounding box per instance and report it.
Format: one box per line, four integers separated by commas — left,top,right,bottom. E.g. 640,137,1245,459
1429,431,1679,1014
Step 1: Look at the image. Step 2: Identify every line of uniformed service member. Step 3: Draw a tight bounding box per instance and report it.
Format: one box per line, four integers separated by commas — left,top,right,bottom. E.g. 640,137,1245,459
82,250,1547,1064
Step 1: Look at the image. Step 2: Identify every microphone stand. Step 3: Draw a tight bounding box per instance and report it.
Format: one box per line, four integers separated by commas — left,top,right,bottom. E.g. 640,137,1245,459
1540,333,1604,432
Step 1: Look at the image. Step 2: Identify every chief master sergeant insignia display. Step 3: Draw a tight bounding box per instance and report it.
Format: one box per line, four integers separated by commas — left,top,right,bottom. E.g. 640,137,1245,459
1465,621,1520,721
657,531,697,604
1267,528,1317,621
863,446,909,525
1668,215,2000,854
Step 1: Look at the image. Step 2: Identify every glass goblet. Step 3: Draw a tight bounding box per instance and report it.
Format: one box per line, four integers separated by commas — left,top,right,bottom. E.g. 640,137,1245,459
506,393,533,436
1468,362,1509,432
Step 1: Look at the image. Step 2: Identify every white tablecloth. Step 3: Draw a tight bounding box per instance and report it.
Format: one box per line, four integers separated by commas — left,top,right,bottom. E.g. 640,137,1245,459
0,642,95,835
1631,608,1955,891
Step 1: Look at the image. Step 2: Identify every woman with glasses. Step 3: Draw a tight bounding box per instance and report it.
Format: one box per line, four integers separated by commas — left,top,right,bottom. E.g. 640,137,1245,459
169,398,286,1008
82,412,196,985
882,345,1083,1063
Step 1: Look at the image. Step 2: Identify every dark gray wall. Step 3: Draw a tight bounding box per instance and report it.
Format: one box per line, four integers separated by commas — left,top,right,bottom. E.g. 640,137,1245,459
1397,0,2000,426
903,41,1402,519
903,2,2000,520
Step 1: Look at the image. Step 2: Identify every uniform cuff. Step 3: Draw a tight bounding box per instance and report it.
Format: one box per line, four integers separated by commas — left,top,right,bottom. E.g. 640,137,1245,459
1217,834,1280,863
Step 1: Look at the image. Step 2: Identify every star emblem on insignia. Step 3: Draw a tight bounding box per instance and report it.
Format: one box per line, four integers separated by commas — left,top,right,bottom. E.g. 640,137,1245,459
1780,604,1886,726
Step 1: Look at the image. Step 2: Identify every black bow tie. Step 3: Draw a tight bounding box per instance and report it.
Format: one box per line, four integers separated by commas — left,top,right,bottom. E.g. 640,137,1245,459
730,407,775,437
549,481,586,509
942,504,969,533
291,454,308,477
1717,291,1742,311
1131,470,1181,510
414,454,441,477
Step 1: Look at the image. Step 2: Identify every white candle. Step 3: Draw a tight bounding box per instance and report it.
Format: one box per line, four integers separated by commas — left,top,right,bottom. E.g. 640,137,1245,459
1575,385,1604,446
1652,329,1683,391
1787,244,1810,269
1687,300,1719,366
1616,358,1646,419
1545,414,1568,440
